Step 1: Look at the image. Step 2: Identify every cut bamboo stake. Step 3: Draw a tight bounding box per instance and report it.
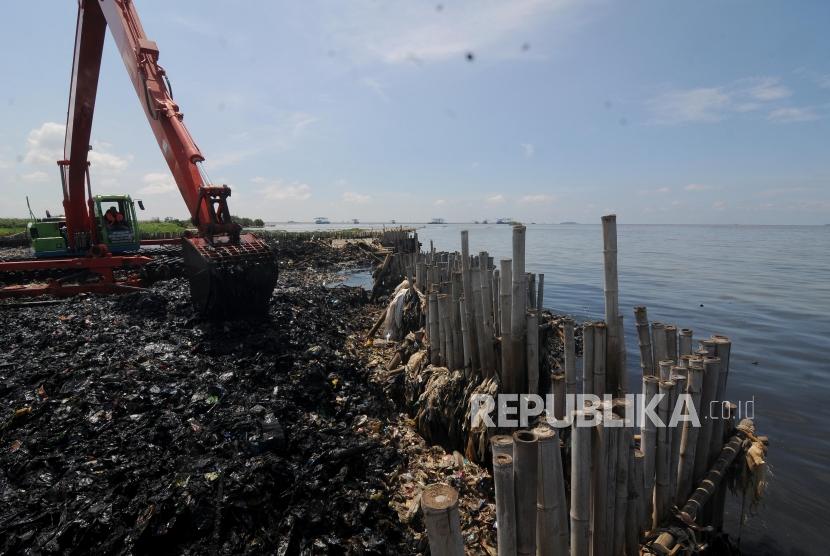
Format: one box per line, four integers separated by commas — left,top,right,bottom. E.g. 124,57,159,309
570,410,595,556
513,430,539,556
613,423,631,556
527,273,536,311
493,268,501,337
678,328,693,357
535,424,569,556
602,214,621,394
713,335,732,390
583,323,595,395
653,380,675,528
708,337,732,466
451,272,464,370
651,322,668,368
500,260,514,392
493,454,518,556
665,325,678,364
676,357,704,504
625,448,645,556
472,267,490,376
668,372,687,501
459,297,473,376
634,306,655,377
480,255,497,374
422,483,465,556
492,434,515,458
711,401,738,531
658,359,673,381
590,410,607,555
617,314,627,394
511,225,528,393
461,230,480,373
693,356,721,483
428,293,440,365
536,273,544,312
603,414,621,555
563,319,577,395
551,372,566,421
438,293,450,367
641,375,659,529
526,310,539,395
593,322,607,399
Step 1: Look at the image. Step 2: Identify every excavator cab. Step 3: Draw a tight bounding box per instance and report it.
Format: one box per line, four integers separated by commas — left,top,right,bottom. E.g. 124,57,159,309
92,195,141,252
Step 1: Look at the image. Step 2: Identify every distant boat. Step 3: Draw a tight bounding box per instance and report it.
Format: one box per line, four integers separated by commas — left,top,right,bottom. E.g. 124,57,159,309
314,217,330,224
560,221,578,225
352,218,359,224
496,217,513,224
390,219,396,224
429,218,445,224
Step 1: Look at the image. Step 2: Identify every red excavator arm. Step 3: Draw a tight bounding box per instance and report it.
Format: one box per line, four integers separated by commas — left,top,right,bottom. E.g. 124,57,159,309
61,0,277,317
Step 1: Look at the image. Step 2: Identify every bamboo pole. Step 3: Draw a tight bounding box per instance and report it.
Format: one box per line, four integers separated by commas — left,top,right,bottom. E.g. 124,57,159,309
708,337,732,466
526,310,539,395
583,323,595,395
693,356,721,483
711,401,738,531
535,424,568,556
658,359,673,381
493,453,518,556
665,325,678,364
422,483,465,556
650,427,749,552
625,448,645,556
678,328,693,357
603,414,621,555
493,268,501,337
536,273,544,312
441,293,455,368
451,272,464,370
651,322,667,367
562,319,577,396
513,430,539,556
459,297,473,376
438,293,450,367
428,293,440,365
593,322,607,398
590,410,607,555
601,214,621,394
472,267,490,376
461,230,480,373
480,255,497,374
633,306,654,377
511,225,527,393
551,372,566,421
613,423,631,556
676,358,704,504
491,434,515,458
653,380,674,528
617,314,627,394
570,410,595,556
641,375,659,528
527,273,536,311
668,372,687,502
499,259,514,392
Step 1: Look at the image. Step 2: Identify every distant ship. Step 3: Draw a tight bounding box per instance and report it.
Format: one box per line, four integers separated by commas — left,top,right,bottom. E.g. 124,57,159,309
352,218,359,224
314,217,330,224
560,221,578,225
496,217,514,224
429,218,445,224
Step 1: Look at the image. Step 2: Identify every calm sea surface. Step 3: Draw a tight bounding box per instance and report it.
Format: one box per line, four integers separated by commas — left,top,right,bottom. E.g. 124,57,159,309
274,222,830,554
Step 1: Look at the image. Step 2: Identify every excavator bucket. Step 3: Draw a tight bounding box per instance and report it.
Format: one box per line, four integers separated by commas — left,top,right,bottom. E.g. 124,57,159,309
182,233,278,318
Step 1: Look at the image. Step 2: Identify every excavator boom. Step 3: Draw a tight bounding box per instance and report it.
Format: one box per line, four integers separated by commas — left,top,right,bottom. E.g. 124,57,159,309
60,0,277,317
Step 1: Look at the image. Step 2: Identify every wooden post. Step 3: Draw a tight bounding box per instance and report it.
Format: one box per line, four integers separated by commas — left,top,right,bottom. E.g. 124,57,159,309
428,293,440,365
593,322,607,398
461,230,480,373
693,357,721,483
676,357,704,504
626,449,645,556
653,380,674,528
493,454,517,556
421,483,465,556
511,225,527,393
535,424,568,556
678,328,693,357
513,430,538,556
491,434,514,458
499,259,513,392
570,410,595,556
526,310,539,395
563,319,577,396
641,375,659,528
601,214,621,394
583,323,595,395
634,306,655,377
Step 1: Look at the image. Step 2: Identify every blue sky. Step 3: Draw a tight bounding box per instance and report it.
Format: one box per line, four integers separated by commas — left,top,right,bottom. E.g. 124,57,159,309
1,0,828,224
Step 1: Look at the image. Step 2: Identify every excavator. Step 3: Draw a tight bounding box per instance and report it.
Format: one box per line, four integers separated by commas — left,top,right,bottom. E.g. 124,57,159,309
0,0,278,317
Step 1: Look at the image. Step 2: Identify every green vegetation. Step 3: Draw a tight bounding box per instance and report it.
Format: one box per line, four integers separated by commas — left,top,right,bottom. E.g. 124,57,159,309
0,218,30,236
138,220,189,234
0,215,265,237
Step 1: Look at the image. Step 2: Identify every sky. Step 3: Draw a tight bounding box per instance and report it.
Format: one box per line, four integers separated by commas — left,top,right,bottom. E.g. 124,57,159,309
1,0,829,224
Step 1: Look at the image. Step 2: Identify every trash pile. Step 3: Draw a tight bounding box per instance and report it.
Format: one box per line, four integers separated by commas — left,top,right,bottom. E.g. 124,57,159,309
0,241,415,554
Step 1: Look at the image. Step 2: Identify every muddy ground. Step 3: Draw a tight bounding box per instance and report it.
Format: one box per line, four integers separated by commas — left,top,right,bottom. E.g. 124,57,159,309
0,240,494,555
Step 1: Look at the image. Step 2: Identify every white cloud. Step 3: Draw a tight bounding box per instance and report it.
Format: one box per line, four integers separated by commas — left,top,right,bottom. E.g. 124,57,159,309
768,107,819,123
521,143,535,159
22,171,50,183
342,191,371,204
746,77,791,101
23,122,64,165
255,178,312,201
485,193,505,204
519,194,555,203
361,77,390,102
290,112,318,134
434,198,446,206
712,200,727,210
88,149,131,173
684,183,711,192
138,172,177,194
